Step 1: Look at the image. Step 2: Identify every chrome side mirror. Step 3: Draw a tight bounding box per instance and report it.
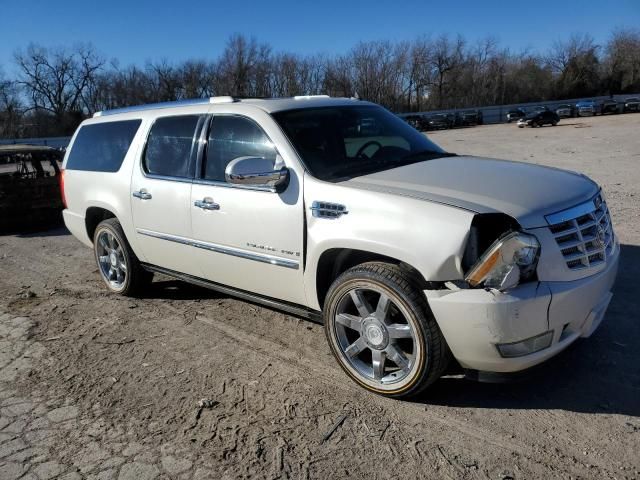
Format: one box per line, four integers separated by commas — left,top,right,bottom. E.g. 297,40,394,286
225,156,289,192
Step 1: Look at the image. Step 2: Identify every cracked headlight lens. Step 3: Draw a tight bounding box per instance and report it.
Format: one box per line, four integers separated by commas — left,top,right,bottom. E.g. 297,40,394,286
465,232,540,290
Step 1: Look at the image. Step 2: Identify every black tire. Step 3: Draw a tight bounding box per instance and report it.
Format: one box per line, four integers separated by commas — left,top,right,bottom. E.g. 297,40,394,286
323,262,450,398
93,218,152,296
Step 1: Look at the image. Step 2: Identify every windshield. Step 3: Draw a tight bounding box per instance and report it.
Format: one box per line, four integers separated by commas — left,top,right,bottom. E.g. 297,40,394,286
273,105,450,181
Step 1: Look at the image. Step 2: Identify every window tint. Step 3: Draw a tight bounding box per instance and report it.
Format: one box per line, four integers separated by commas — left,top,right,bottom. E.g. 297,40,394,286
144,115,201,178
66,120,141,172
204,116,276,182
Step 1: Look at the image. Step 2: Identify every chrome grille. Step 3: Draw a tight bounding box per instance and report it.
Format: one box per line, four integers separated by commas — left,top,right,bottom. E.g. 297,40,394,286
546,194,614,271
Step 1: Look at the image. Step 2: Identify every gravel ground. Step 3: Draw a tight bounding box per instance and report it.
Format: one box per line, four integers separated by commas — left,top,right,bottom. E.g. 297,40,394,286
0,113,639,479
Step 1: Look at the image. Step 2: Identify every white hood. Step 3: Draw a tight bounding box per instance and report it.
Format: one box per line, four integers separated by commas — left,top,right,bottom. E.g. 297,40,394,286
344,156,599,228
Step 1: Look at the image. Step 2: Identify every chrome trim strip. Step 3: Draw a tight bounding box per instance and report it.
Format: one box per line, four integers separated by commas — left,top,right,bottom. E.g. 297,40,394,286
136,229,299,270
192,178,276,192
545,197,597,225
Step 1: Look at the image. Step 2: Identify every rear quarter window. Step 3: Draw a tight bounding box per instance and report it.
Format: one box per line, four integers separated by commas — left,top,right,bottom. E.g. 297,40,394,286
66,120,142,172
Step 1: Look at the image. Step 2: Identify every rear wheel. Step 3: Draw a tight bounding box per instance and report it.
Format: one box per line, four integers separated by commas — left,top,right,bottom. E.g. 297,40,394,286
324,262,450,398
93,218,152,296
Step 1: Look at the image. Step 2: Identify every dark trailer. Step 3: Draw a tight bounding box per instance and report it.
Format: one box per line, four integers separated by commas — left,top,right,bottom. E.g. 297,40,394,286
0,144,64,232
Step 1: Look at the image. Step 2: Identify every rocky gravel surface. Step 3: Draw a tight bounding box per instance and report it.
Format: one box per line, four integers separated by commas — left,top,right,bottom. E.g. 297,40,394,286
1,114,639,479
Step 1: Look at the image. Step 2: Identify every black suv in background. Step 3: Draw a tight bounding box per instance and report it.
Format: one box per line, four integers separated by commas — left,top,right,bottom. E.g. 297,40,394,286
624,97,640,112
426,113,453,130
404,114,429,131
456,110,483,126
599,99,619,115
517,110,560,128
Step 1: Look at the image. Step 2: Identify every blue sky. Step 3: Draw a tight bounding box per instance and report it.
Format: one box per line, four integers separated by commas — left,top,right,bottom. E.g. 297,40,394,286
1,0,638,72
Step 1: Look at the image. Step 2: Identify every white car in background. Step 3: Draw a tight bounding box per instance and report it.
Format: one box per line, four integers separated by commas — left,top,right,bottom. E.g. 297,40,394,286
60,96,618,398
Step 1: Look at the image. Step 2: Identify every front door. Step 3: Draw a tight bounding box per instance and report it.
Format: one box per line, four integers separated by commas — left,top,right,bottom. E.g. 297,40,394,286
131,114,204,276
190,114,306,305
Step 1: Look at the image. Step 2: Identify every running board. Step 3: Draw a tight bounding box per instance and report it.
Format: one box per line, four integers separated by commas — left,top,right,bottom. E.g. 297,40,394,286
141,263,323,324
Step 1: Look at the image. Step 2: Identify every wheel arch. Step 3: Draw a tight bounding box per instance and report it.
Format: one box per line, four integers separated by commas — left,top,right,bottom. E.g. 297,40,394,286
85,206,117,243
314,247,432,310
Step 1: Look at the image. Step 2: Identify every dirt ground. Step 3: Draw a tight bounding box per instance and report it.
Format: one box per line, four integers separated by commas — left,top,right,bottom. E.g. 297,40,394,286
0,114,639,480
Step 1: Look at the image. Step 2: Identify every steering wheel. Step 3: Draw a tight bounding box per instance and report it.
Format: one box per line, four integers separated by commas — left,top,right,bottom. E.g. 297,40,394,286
355,141,383,159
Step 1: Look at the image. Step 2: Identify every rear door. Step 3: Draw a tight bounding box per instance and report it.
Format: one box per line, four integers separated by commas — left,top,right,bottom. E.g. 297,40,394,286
189,113,306,305
130,114,205,276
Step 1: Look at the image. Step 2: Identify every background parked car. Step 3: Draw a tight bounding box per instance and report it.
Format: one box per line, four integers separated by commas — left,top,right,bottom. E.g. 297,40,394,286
576,100,596,116
517,110,560,127
555,104,576,118
404,114,429,131
426,113,453,130
506,108,526,122
623,97,640,112
599,99,619,115
455,109,483,126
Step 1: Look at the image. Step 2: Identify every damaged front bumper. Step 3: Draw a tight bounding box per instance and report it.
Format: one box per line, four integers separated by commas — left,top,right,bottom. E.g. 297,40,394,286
425,242,619,373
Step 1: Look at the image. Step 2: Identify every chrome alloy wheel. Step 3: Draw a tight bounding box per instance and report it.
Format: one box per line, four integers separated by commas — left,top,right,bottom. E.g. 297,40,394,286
332,286,421,390
96,230,128,290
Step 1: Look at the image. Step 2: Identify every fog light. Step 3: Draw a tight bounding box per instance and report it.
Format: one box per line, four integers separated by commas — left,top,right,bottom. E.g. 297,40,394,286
496,331,553,358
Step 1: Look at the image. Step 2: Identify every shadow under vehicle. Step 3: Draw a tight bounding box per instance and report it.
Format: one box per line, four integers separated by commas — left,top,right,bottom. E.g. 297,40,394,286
0,144,64,233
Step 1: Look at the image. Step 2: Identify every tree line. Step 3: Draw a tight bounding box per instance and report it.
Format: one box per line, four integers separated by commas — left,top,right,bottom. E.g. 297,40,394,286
1,28,639,138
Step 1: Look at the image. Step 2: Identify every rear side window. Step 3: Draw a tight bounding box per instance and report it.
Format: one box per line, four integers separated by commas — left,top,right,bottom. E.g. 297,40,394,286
144,115,201,178
66,120,141,172
204,116,276,182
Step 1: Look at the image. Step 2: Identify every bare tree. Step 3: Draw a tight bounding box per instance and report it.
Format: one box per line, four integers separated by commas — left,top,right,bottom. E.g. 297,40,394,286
14,44,104,120
428,35,465,108
547,34,600,98
0,68,22,137
603,28,640,93
217,34,273,97
3,28,640,139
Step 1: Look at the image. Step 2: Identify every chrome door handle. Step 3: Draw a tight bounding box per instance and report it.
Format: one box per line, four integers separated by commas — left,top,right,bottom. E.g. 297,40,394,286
132,189,152,200
194,197,220,210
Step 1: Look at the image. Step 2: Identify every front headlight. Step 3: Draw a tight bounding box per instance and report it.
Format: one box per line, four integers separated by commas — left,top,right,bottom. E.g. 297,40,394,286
465,232,540,290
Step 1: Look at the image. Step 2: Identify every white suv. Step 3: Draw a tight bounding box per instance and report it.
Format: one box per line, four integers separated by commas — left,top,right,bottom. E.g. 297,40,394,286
61,96,619,398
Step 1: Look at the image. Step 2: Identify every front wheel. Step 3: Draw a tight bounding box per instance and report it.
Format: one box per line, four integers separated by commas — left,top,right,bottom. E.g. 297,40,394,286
93,218,152,296
324,262,450,398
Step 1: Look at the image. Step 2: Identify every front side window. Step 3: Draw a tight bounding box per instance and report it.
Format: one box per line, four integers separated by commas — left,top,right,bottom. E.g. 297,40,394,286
273,105,449,181
66,120,141,172
144,115,201,178
203,116,277,182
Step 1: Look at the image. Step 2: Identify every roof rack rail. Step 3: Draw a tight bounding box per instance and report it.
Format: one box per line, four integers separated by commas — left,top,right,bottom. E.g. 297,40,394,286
293,95,331,100
94,96,238,117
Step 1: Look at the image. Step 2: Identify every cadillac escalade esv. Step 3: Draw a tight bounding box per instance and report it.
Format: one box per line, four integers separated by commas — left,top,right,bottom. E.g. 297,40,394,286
61,96,618,398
